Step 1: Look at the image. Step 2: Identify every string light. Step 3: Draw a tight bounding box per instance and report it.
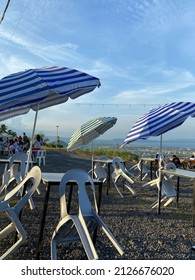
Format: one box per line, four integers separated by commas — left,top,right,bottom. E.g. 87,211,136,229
74,103,161,107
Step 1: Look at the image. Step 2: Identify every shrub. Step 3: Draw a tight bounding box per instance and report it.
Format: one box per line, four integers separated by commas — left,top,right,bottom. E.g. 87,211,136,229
81,148,139,163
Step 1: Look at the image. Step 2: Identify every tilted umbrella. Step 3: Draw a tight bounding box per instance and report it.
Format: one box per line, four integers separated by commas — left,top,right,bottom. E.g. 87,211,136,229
67,116,117,171
67,116,117,151
0,66,100,171
121,101,195,212
121,101,195,153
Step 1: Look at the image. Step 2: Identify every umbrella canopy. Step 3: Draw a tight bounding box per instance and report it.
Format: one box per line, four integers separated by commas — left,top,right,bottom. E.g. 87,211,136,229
67,116,117,151
0,66,100,171
0,66,100,120
121,101,195,147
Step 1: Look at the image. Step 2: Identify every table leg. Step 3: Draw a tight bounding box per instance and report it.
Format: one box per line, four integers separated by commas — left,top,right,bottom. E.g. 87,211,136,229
36,182,51,259
106,163,111,195
153,161,157,178
157,177,162,214
92,182,103,245
192,179,195,227
176,177,180,208
97,182,103,215
150,162,153,180
140,160,143,181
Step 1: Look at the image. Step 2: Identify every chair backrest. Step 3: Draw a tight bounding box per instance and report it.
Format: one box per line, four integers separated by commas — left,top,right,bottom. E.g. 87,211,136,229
98,155,107,161
112,157,125,173
9,152,28,162
94,165,107,182
164,162,176,170
3,166,42,215
0,163,19,194
8,152,28,179
59,169,97,219
137,159,149,173
94,155,108,170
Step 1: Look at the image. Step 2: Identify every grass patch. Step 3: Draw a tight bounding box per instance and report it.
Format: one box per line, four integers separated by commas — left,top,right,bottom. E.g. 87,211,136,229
80,148,139,163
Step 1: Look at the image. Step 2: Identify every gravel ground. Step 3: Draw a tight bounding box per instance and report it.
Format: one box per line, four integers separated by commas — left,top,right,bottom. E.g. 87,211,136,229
1,149,195,260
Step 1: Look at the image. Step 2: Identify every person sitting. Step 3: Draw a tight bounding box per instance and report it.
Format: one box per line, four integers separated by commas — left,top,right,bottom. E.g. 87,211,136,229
8,139,16,155
188,155,195,169
190,155,195,161
23,139,30,152
171,154,181,168
15,140,24,153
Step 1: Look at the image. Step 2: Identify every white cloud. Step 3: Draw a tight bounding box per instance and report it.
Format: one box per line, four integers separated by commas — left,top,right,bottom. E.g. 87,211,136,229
1,0,195,141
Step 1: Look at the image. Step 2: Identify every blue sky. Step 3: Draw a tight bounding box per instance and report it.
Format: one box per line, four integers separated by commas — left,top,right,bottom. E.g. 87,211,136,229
1,0,195,142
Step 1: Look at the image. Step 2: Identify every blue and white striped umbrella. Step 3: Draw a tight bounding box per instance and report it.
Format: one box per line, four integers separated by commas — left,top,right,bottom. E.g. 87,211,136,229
0,66,100,120
122,102,195,147
67,116,117,151
0,66,100,171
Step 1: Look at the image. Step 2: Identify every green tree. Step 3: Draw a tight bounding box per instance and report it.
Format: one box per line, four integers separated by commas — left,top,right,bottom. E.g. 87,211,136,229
6,129,17,138
0,124,7,134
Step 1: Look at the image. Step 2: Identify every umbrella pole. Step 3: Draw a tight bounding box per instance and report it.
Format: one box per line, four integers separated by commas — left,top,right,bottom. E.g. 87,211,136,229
159,134,162,155
25,105,39,174
91,140,94,178
157,134,163,214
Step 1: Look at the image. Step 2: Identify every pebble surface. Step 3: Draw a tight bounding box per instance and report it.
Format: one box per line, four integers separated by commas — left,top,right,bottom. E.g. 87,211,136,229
0,149,195,260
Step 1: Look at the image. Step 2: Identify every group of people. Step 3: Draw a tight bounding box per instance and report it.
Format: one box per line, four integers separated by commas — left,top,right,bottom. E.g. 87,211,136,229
155,153,181,168
171,154,181,168
0,133,42,156
8,133,30,154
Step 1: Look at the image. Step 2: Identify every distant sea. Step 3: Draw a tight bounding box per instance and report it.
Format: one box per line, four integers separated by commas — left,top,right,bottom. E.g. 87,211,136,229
58,136,195,151
59,136,195,158
126,139,195,149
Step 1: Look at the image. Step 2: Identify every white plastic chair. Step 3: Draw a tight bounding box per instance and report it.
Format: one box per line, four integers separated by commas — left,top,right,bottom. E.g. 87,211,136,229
1,152,38,209
142,163,177,208
36,150,46,166
0,164,18,195
129,159,150,181
0,153,29,195
111,157,136,198
9,153,28,180
0,166,41,260
94,165,107,184
51,168,124,260
89,155,108,176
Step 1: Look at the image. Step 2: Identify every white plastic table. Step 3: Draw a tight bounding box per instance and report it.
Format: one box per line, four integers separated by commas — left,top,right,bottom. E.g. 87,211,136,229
160,168,195,226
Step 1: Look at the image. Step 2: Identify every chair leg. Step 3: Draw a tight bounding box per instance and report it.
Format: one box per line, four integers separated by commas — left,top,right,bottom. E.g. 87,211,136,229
0,233,26,260
0,223,15,241
113,181,124,198
163,197,175,207
0,218,27,260
36,187,41,195
51,239,57,260
75,216,98,260
124,181,136,195
51,216,99,260
94,215,124,256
